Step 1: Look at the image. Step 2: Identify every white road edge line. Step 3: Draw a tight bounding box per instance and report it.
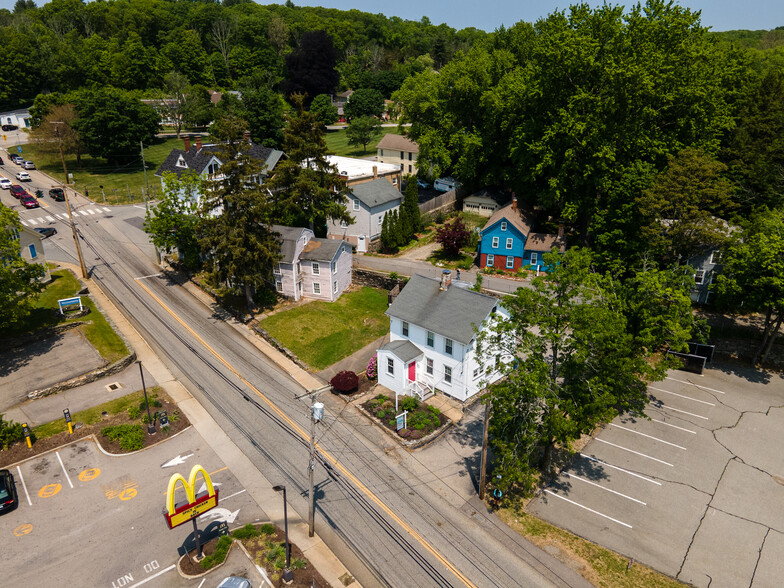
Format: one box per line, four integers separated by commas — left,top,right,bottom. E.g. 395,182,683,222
563,472,647,505
55,451,73,488
221,489,247,501
135,273,162,280
544,489,633,528
609,423,687,450
579,454,661,485
655,403,709,420
650,418,697,434
595,438,674,466
16,465,32,506
667,376,726,394
126,564,176,588
649,386,715,406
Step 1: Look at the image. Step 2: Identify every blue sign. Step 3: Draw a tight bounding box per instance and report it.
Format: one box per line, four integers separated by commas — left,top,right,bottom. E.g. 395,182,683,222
58,296,83,315
396,411,407,431
17,146,22,154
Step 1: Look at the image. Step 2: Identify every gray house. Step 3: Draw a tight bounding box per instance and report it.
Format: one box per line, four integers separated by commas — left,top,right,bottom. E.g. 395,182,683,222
327,178,402,252
272,225,352,302
687,247,723,304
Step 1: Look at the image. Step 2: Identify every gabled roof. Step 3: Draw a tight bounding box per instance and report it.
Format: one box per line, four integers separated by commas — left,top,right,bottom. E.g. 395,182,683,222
386,275,499,344
350,179,402,208
300,238,345,262
376,134,419,153
272,225,308,264
481,202,532,236
525,233,566,253
379,339,423,363
155,143,284,179
464,188,509,205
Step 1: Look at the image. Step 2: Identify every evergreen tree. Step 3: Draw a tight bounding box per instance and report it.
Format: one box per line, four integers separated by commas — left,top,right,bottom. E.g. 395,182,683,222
380,210,392,250
399,205,412,245
403,176,421,233
392,210,403,248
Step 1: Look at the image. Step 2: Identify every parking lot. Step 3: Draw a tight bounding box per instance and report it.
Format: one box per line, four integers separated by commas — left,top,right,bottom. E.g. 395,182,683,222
527,364,784,587
3,427,267,587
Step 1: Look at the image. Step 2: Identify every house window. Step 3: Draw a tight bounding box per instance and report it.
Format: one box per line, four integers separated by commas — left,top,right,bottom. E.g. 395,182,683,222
276,280,283,292
387,357,394,375
427,331,434,347
400,151,405,160
426,358,433,375
340,220,348,228
408,152,412,161
473,365,484,379
506,237,513,249
506,256,514,269
445,338,453,356
379,214,383,226
353,199,360,211
492,236,499,248
331,261,336,273
530,252,538,266
273,264,281,275
176,155,187,168
501,221,507,231
487,254,495,266
207,162,219,175
379,149,384,157
444,366,452,384
402,321,409,336
313,282,321,294
393,177,398,185
312,262,320,275
710,250,722,265
408,165,412,173
333,280,338,294
694,270,705,285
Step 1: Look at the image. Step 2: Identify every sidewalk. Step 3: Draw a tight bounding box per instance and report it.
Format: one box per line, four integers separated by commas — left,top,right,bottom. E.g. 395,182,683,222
317,333,389,383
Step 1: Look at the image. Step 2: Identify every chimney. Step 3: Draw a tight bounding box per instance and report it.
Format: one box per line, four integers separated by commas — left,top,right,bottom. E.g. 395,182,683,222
373,165,378,179
243,130,251,142
183,136,191,151
511,193,517,212
558,222,565,240
195,136,202,151
440,269,452,291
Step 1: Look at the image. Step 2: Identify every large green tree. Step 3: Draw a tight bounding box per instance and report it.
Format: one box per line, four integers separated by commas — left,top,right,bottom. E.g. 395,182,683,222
238,73,285,148
345,115,381,153
309,94,339,127
344,88,384,121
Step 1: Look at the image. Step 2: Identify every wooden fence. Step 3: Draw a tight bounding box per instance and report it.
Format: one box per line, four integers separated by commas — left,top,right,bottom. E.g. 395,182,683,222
419,188,457,214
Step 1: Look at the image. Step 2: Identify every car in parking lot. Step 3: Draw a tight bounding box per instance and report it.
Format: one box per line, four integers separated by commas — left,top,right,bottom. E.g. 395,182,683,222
22,160,35,170
34,226,56,238
10,184,27,198
21,194,39,208
0,178,11,189
0,469,19,515
0,156,4,164
16,171,30,181
2,124,18,131
49,187,65,201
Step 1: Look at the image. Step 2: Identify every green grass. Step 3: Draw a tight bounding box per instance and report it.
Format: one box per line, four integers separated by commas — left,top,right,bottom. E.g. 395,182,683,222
259,287,389,370
6,269,129,362
33,389,151,438
325,126,404,158
17,137,182,205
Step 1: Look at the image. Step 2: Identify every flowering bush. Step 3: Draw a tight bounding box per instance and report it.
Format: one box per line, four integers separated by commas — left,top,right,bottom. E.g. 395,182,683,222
367,355,377,379
330,370,359,393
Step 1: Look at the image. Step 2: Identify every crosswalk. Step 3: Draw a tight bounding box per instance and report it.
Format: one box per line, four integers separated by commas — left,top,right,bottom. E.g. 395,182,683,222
20,206,112,226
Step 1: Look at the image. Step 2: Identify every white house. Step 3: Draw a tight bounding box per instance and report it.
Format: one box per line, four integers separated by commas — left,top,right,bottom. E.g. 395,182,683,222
377,271,509,402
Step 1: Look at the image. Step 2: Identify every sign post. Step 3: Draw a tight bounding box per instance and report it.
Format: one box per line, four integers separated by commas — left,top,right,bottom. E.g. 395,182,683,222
163,465,219,560
159,411,169,429
396,411,408,431
64,408,73,434
57,296,83,316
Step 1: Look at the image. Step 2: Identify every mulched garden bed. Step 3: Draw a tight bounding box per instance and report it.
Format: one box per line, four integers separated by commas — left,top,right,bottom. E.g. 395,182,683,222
331,372,377,400
361,392,447,441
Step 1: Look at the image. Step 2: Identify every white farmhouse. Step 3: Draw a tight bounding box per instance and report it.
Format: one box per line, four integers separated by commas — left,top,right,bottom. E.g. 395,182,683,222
377,271,509,402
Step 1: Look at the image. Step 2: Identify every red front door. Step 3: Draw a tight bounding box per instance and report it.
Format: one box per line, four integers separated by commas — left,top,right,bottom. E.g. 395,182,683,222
408,361,416,381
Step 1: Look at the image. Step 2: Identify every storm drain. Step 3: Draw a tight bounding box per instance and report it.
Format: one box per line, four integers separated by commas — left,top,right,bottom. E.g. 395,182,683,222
105,382,122,392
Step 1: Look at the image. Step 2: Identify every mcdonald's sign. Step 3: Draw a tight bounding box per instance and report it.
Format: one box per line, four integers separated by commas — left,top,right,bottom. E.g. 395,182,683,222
163,464,219,529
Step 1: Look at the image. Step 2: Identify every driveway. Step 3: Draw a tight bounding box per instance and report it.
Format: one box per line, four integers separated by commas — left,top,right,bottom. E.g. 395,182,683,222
527,364,784,587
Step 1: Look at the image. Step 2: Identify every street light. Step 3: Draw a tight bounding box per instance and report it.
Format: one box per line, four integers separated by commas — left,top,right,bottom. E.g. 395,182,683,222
136,360,156,435
272,485,294,584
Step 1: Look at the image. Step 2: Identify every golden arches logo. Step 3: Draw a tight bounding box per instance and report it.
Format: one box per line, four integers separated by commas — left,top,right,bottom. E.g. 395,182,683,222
163,464,219,529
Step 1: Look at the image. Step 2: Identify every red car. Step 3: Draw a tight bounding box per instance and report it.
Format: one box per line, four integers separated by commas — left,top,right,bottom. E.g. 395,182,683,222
21,194,39,208
10,184,26,199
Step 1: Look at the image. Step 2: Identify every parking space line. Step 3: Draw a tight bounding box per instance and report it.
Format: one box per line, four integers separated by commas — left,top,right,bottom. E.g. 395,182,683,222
15,465,32,506
609,424,687,450
580,454,662,485
45,215,54,221
56,451,73,489
126,564,176,587
649,386,715,406
595,439,674,466
221,489,247,501
650,418,697,434
544,489,633,528
563,472,647,505
654,403,709,420
666,376,726,394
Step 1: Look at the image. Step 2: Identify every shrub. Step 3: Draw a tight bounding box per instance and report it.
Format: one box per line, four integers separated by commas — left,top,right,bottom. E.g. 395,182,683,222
127,406,141,419
390,272,399,280
232,524,261,540
139,399,162,411
330,370,359,393
400,396,419,412
0,414,24,449
427,405,441,416
260,523,276,535
101,424,144,451
291,557,307,570
366,355,377,379
266,542,287,570
201,535,233,569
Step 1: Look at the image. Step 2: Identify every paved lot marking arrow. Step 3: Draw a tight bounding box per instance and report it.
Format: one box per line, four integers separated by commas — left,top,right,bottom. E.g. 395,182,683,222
199,507,240,524
161,453,194,468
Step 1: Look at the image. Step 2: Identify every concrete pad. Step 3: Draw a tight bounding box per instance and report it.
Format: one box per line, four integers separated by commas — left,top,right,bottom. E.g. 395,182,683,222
750,528,784,587
711,458,784,531
679,507,766,588
716,407,784,479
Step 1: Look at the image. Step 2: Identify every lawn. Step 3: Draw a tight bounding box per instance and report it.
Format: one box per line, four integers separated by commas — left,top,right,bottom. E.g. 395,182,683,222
325,125,404,158
18,137,182,205
4,269,129,362
258,287,389,370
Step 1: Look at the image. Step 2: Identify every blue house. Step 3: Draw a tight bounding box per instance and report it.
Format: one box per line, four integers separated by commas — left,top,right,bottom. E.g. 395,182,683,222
478,198,565,272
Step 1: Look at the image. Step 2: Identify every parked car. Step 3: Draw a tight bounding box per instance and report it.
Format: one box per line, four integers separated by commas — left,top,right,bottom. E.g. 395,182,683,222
0,178,11,189
22,160,35,170
0,469,18,515
21,194,39,208
0,155,4,164
217,578,251,588
34,226,56,238
2,124,19,131
49,187,65,201
14,155,25,165
10,184,26,198
16,171,31,181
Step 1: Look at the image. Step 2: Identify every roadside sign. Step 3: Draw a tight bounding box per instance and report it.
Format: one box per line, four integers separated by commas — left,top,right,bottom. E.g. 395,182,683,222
396,411,408,431
58,296,83,315
17,146,22,154
159,411,169,428
64,408,73,434
164,465,219,529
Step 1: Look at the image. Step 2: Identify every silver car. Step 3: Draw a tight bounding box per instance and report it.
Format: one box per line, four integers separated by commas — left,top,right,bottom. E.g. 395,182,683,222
22,160,35,170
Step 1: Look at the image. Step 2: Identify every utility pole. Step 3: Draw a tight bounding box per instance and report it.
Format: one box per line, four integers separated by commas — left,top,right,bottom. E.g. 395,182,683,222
140,140,150,198
54,124,88,279
140,140,162,265
296,384,331,537
479,400,491,500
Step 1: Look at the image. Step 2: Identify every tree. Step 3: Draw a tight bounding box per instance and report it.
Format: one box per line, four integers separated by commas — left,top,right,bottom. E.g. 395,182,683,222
198,117,281,311
182,84,215,129
344,88,384,121
435,216,469,256
345,115,382,153
238,74,285,148
0,205,45,331
156,71,189,138
264,94,352,231
143,172,203,270
714,208,784,364
28,103,83,166
283,30,339,104
73,87,159,165
403,175,421,233
391,210,403,248
309,94,339,127
380,210,392,250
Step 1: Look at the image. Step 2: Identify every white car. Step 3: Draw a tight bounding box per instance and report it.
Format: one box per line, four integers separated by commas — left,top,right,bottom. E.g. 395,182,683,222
0,178,11,189
16,171,31,182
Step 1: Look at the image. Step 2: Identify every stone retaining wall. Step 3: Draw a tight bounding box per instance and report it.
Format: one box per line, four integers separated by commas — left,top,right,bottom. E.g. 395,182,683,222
352,268,405,291
251,324,311,372
27,351,138,399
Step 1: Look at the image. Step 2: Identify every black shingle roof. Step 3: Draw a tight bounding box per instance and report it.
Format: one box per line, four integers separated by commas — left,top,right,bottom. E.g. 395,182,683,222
155,143,283,179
